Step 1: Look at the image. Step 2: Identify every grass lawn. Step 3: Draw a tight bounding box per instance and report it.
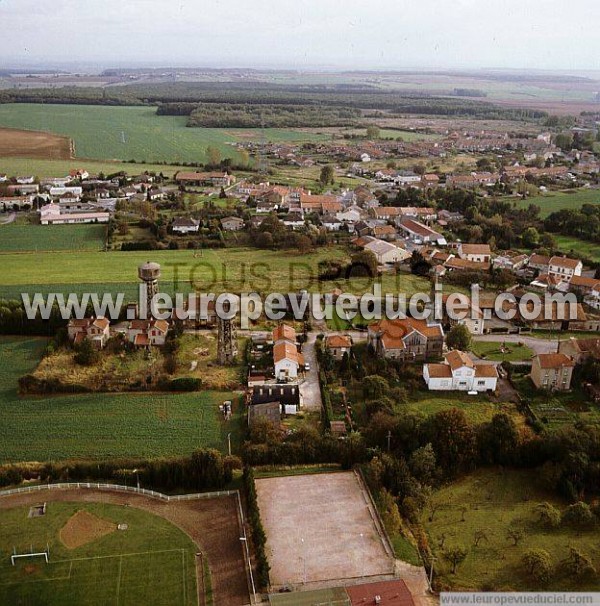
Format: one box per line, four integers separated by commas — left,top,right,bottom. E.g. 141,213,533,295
402,393,523,426
424,468,600,591
0,157,191,179
0,104,325,164
0,502,197,605
0,246,349,299
471,340,534,362
0,336,241,462
0,224,106,253
514,188,600,218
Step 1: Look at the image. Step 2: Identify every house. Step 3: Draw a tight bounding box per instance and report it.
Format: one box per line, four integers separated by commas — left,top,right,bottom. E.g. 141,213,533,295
398,207,437,222
325,335,352,359
354,220,372,237
67,317,110,349
368,317,444,361
49,186,83,198
272,323,303,381
364,239,410,265
569,275,600,296
458,243,492,264
440,294,485,335
69,169,89,180
529,273,567,292
172,217,200,234
559,337,600,364
336,205,363,223
39,203,110,225
8,184,39,195
370,225,397,241
547,256,582,283
372,207,401,221
398,218,445,245
282,211,305,229
249,383,301,414
0,195,35,211
175,172,235,187
220,216,245,231
423,350,498,392
321,214,342,231
530,353,575,391
493,251,528,272
346,579,416,606
527,253,551,273
127,319,169,347
421,174,440,188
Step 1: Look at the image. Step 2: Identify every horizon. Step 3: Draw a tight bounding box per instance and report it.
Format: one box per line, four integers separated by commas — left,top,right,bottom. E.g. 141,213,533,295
2,0,600,72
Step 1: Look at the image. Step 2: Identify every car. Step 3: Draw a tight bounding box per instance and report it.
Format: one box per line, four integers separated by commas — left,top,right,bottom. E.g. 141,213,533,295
304,363,311,372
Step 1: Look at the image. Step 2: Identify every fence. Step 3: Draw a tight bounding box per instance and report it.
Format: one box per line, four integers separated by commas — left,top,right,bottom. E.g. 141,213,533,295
0,482,238,502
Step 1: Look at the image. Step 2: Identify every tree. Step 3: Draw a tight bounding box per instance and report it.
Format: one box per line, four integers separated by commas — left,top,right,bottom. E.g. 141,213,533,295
255,231,274,249
363,375,389,399
478,413,520,466
206,146,221,166
366,125,380,140
536,502,561,528
443,545,468,574
319,165,335,187
473,530,488,547
562,501,595,528
522,226,540,248
409,443,436,484
446,324,472,352
349,250,378,278
74,338,99,366
522,549,552,583
565,547,596,578
506,526,524,546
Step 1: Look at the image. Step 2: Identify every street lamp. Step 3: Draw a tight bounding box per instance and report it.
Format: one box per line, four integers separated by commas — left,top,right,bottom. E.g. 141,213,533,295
227,433,232,456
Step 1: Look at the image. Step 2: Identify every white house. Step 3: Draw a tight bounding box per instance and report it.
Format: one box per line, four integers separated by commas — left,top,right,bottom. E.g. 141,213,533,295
272,324,303,381
336,205,363,223
547,256,583,283
398,218,445,245
172,217,200,234
423,350,498,392
49,186,83,197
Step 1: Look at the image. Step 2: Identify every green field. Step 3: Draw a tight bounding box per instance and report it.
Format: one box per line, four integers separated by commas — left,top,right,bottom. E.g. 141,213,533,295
553,234,600,262
0,502,197,605
402,394,523,426
0,337,238,462
0,157,191,179
424,469,600,591
515,189,600,218
471,340,534,362
0,224,106,253
0,104,326,164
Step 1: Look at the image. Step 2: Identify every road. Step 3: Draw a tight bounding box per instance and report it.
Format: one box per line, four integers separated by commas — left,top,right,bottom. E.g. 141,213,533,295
473,333,558,355
300,332,323,412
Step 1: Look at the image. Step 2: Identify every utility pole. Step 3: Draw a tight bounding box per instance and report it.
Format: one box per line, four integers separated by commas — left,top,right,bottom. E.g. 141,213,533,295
386,430,391,452
227,432,232,456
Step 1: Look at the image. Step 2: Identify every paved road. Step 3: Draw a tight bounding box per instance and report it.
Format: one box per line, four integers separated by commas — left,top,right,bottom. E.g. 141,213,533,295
300,332,323,412
473,334,558,355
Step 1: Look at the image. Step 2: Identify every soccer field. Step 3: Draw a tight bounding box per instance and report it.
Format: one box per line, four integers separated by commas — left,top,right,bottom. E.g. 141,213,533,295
0,502,198,605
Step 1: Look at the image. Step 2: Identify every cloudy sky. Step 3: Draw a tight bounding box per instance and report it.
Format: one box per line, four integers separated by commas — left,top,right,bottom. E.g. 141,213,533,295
1,0,599,71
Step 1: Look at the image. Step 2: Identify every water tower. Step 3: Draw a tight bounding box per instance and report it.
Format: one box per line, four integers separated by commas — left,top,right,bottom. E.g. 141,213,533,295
138,261,161,317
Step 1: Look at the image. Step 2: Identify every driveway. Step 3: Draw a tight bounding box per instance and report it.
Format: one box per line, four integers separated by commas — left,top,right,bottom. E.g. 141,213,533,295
474,334,558,356
300,332,323,412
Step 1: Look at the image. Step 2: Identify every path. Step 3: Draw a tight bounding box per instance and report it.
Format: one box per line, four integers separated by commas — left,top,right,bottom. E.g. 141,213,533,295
300,332,322,411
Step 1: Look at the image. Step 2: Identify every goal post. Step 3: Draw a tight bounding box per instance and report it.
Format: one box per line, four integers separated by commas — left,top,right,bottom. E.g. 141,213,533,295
10,545,49,566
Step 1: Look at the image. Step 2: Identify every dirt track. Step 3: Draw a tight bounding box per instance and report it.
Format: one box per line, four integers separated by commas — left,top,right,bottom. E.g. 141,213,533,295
0,127,72,159
0,488,251,606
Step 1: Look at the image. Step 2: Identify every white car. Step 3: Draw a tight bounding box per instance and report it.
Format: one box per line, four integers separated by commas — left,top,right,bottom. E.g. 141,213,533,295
304,363,311,372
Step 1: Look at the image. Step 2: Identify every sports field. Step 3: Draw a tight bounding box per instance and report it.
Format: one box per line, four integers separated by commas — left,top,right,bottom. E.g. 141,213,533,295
255,472,394,587
0,224,106,253
0,502,197,605
0,104,326,164
0,337,237,462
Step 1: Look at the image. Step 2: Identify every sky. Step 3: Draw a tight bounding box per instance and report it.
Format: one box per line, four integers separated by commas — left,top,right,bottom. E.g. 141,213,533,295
1,0,600,71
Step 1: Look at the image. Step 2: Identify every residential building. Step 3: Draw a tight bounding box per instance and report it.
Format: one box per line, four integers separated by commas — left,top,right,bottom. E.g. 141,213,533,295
547,256,583,283
272,323,303,381
398,218,445,244
220,216,245,231
67,317,110,349
368,317,444,361
530,353,575,391
559,337,600,364
325,335,352,359
175,172,235,187
458,243,492,264
423,350,498,392
172,217,200,234
39,203,110,225
127,319,169,347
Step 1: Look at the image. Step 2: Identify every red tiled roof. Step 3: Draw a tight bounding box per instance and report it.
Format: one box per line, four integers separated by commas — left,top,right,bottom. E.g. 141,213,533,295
346,579,416,606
